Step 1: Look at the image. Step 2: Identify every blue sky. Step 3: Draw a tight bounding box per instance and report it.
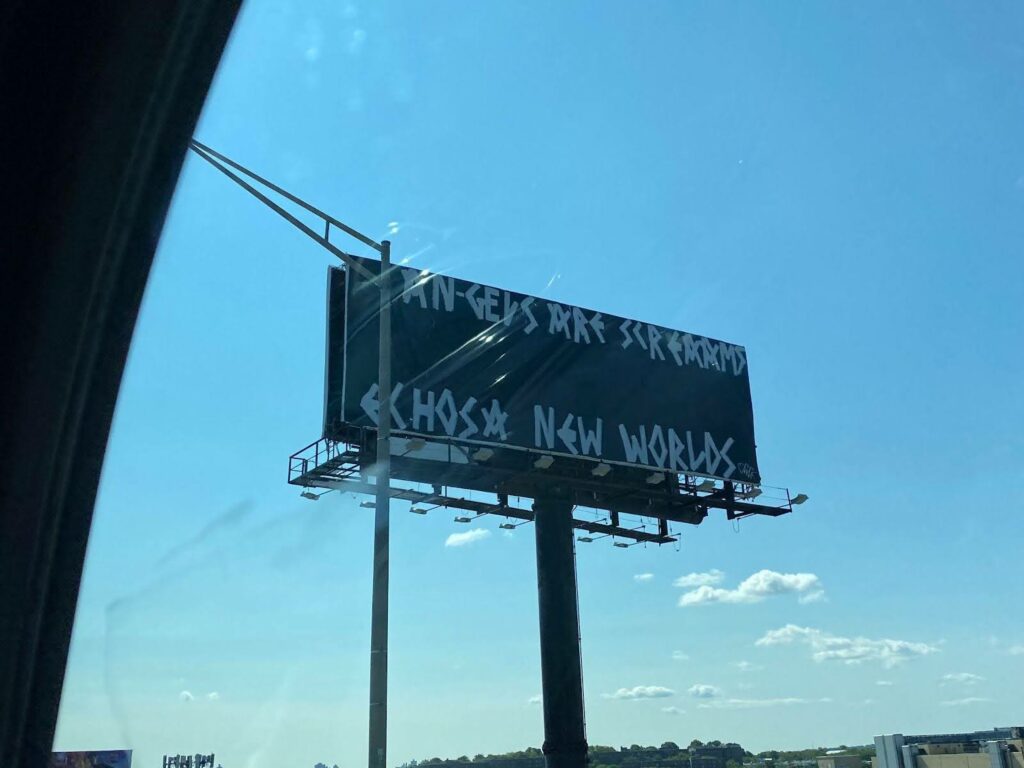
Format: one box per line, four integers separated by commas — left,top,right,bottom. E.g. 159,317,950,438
56,2,1024,767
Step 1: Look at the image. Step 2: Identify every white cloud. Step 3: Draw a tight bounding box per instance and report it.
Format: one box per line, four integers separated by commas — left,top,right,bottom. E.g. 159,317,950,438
528,694,542,705
756,624,939,668
698,697,829,710
206,691,220,701
679,570,824,607
672,650,690,661
942,672,984,685
634,573,655,583
445,528,491,548
876,680,894,686
604,685,675,700
662,706,686,715
179,691,194,701
733,660,761,672
1008,645,1024,656
800,590,827,604
688,684,720,699
674,569,724,588
941,697,991,707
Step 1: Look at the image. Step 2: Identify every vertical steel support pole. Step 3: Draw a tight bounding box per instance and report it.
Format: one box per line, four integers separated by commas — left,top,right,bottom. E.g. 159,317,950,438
533,493,588,768
369,240,392,768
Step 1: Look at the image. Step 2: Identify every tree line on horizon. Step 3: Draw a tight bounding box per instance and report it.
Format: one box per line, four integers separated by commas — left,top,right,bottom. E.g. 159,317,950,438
378,740,874,768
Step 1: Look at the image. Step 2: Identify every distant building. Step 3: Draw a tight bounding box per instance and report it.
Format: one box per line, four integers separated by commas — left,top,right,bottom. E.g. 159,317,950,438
817,755,862,768
874,728,1024,768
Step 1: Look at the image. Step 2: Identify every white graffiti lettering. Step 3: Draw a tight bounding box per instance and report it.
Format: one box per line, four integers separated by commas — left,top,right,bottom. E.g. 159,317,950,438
401,270,429,309
521,296,539,334
464,284,485,320
647,324,665,361
534,405,555,449
556,413,579,455
412,387,435,431
618,421,735,476
359,383,737,479
481,286,500,322
577,416,602,457
458,396,478,439
481,399,509,440
435,388,459,435
619,424,649,464
434,275,455,312
547,302,572,339
502,292,520,326
391,264,746,374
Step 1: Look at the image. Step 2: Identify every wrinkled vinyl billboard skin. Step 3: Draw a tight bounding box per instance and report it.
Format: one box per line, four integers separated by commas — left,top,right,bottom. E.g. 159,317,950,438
324,256,760,484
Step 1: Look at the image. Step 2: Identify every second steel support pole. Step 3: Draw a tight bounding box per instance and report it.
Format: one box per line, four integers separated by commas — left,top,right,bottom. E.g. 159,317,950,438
368,240,392,768
534,492,588,768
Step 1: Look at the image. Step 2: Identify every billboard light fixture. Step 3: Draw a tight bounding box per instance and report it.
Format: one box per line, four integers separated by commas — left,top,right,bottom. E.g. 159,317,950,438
591,463,611,477
697,479,716,491
646,472,666,485
410,507,428,515
360,501,376,509
405,438,426,452
454,515,472,523
577,536,594,543
499,522,516,530
791,493,809,505
300,490,319,501
533,454,554,469
613,541,630,549
472,447,494,462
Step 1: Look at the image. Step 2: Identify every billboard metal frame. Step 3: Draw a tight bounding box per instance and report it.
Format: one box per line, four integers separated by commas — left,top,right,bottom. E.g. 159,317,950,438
288,433,795,544
191,142,805,768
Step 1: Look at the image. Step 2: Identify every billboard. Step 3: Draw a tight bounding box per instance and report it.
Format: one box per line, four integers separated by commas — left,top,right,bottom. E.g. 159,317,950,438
324,256,760,483
50,752,132,768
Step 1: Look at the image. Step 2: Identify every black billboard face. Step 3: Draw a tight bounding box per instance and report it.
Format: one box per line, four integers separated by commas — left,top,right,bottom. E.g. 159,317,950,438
325,256,760,483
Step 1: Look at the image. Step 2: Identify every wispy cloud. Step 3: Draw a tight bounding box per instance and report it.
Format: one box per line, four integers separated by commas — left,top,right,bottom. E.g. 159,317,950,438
179,691,194,702
528,694,542,705
688,684,720,699
674,570,724,588
733,660,762,672
672,650,690,661
206,691,220,701
800,590,827,604
604,685,675,700
942,672,984,685
679,570,824,606
1008,645,1024,656
445,528,491,548
698,697,829,710
941,697,991,707
876,680,894,686
662,706,686,715
634,573,655,583
756,625,939,668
